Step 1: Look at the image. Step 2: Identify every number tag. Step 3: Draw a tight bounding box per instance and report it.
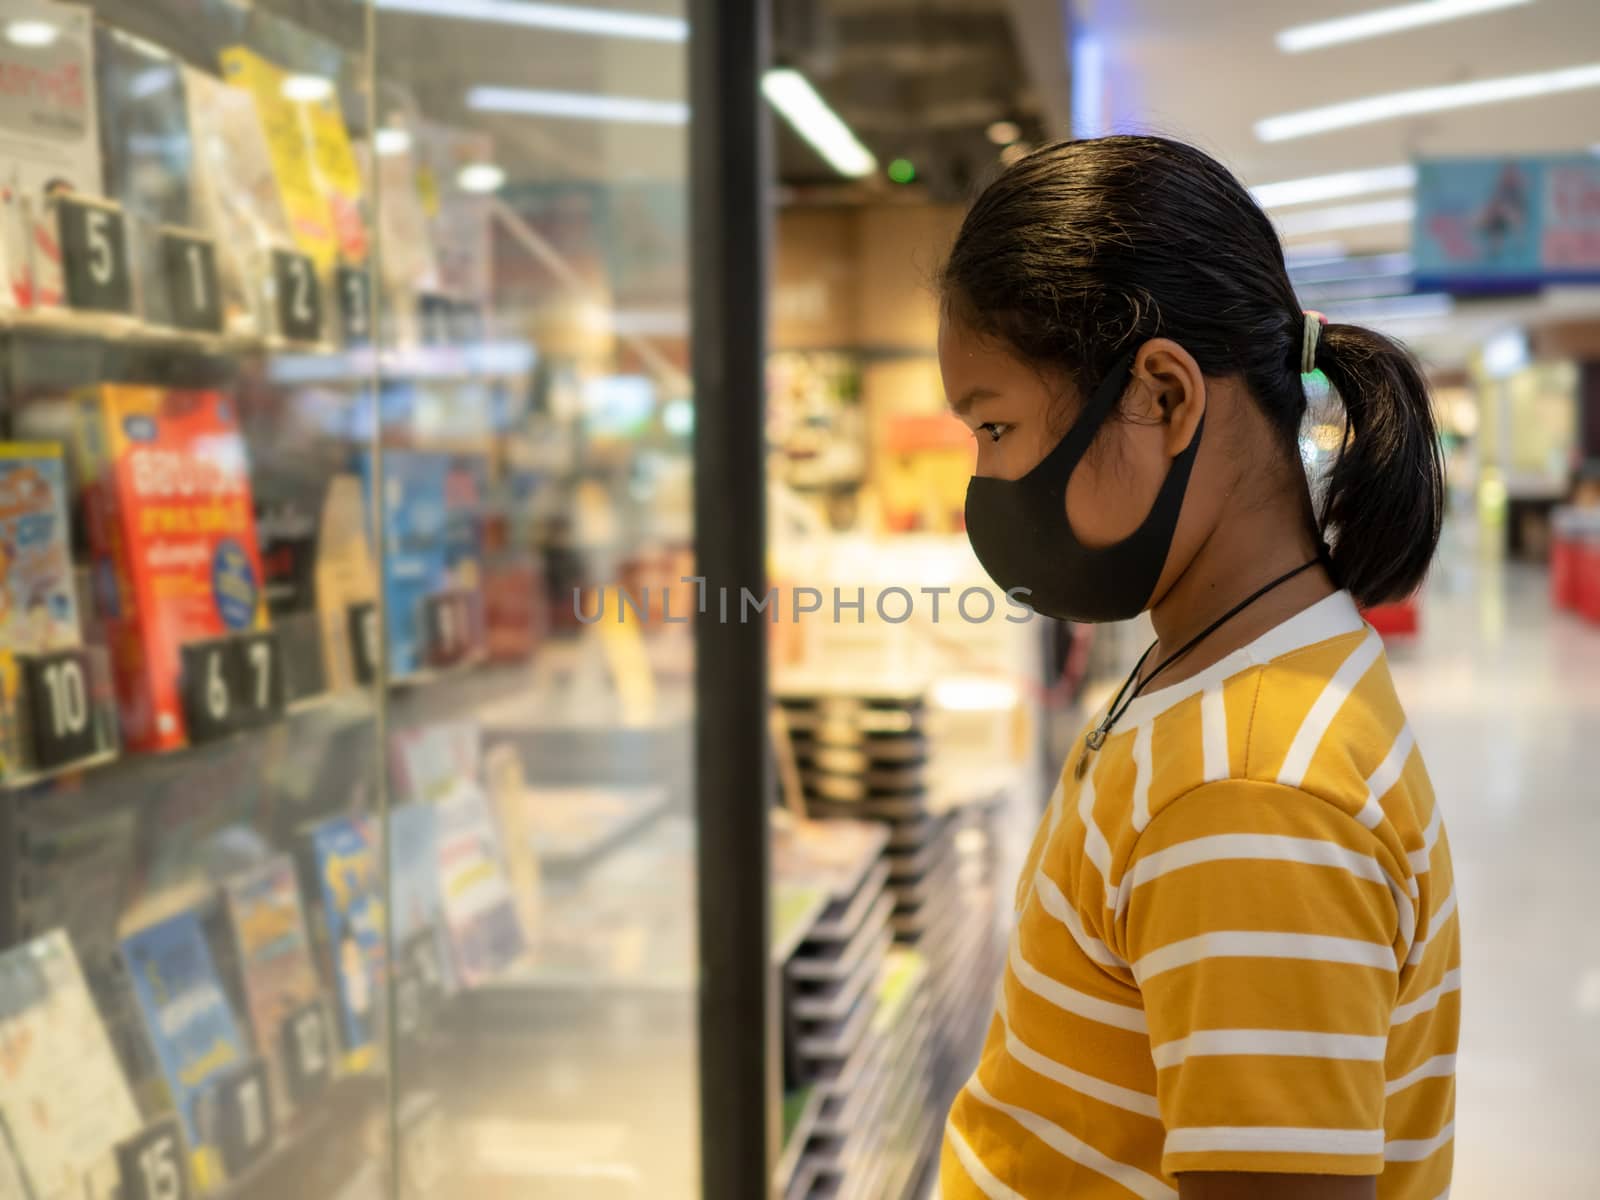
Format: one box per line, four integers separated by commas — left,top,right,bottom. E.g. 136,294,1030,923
417,293,454,346
347,601,381,686
278,1001,332,1106
215,1059,273,1177
180,632,285,742
422,591,477,669
336,265,373,346
158,230,224,333
116,1117,192,1200
19,649,99,770
56,196,134,314
272,249,323,342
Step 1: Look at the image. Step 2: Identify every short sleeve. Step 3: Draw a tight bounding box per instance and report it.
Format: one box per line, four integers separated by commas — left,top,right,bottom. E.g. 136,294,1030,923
1121,779,1404,1178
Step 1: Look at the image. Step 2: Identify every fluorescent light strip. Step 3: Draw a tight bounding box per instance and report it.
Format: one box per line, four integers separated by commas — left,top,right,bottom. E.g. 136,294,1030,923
1278,0,1532,53
467,86,688,125
1276,197,1416,237
761,68,876,179
1291,252,1415,284
1258,61,1600,141
1325,292,1454,323
1252,164,1416,208
373,0,686,43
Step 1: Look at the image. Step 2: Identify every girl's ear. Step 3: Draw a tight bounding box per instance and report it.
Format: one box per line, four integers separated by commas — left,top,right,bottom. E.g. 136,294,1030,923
1132,338,1206,458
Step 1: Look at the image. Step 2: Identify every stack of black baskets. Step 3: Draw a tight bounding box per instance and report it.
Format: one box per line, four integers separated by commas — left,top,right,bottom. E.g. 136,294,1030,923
775,685,1005,1200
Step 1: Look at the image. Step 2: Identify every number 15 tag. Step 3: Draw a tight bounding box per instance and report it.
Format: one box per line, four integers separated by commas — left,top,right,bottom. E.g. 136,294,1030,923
116,1117,192,1200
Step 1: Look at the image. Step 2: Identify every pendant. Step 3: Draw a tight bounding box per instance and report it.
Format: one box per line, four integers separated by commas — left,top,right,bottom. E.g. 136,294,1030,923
1085,728,1107,752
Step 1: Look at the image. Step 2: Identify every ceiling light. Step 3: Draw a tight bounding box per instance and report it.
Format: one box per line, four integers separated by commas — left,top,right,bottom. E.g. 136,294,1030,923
1278,0,1532,53
1291,251,1415,284
281,74,334,103
1284,241,1350,266
374,127,413,156
761,68,876,179
986,120,1021,146
372,0,685,42
1324,292,1454,324
1276,197,1416,237
1258,61,1600,141
5,19,58,47
1252,164,1417,208
467,86,688,125
457,163,506,193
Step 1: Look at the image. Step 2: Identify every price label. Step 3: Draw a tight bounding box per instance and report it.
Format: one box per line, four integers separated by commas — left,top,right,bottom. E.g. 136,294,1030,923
116,1117,192,1200
272,249,323,342
158,230,224,333
179,632,286,742
215,1059,273,1177
278,1001,332,1107
57,196,133,314
20,649,99,770
422,591,477,668
347,601,381,686
336,264,373,346
417,293,454,346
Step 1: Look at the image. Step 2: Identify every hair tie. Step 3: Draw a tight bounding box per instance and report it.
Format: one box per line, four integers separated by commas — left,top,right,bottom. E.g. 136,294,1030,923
1300,309,1328,374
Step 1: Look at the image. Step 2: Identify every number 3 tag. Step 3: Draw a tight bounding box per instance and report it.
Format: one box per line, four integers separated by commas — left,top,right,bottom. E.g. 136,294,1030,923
116,1117,192,1200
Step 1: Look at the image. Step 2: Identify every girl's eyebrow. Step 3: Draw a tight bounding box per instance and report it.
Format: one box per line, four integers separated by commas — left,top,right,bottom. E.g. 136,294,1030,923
951,387,999,416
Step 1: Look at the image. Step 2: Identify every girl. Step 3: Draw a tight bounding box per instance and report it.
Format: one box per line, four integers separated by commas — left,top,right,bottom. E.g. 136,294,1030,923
940,137,1458,1200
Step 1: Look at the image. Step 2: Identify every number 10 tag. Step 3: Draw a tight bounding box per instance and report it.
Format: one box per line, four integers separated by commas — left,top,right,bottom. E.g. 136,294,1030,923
19,648,100,771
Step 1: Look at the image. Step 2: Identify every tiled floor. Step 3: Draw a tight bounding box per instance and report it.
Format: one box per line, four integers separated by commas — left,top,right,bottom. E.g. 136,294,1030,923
1387,545,1600,1197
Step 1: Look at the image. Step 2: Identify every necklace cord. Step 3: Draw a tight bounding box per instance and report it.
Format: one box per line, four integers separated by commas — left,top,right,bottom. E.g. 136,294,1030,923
1089,558,1322,747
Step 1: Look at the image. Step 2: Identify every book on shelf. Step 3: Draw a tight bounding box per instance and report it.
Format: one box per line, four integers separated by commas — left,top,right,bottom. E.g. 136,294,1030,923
61,385,270,752
222,855,327,1118
120,910,252,1192
436,783,526,987
0,930,143,1200
305,814,386,1069
0,1,101,311
0,444,83,776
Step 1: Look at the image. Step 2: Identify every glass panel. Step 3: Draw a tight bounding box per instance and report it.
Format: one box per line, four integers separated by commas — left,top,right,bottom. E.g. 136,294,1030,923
369,3,699,1199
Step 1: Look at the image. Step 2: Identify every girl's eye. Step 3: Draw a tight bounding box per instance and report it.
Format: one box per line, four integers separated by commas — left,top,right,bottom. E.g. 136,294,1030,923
977,422,1011,443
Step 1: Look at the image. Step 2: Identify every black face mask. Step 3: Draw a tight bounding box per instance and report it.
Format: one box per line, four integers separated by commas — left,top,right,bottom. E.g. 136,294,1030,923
963,349,1205,623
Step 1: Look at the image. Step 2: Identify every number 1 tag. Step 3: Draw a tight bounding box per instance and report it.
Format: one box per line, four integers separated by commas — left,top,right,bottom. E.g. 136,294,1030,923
20,648,99,770
159,229,224,333
272,249,323,342
116,1117,192,1200
215,1059,273,1177
336,265,373,346
279,1001,332,1106
348,601,381,686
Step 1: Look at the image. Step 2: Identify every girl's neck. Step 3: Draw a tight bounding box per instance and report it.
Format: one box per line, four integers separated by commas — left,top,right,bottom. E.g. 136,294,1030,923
1145,506,1336,691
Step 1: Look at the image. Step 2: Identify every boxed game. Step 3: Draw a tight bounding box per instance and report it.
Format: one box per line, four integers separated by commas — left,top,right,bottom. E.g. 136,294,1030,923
306,815,385,1069
120,911,252,1191
0,445,83,775
436,785,525,987
71,386,270,752
0,930,142,1200
0,1,101,310
223,856,326,1117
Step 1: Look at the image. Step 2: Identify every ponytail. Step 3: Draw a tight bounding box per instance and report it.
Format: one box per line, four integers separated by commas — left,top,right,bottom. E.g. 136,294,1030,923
1313,323,1445,607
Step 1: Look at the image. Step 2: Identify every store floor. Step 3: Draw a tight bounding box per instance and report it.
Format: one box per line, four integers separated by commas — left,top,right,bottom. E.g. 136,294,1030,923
1388,545,1600,1197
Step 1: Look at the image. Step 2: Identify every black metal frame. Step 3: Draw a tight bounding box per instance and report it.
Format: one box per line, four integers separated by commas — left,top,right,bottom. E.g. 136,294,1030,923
690,1,777,1197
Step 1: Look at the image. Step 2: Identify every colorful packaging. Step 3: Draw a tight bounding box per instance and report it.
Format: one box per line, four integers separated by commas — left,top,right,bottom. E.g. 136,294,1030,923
223,857,325,1117
387,802,456,998
217,47,338,273
0,931,142,1200
436,785,525,987
183,65,292,336
0,1,101,310
306,815,385,1069
72,386,270,752
120,911,250,1192
300,90,368,266
0,445,82,775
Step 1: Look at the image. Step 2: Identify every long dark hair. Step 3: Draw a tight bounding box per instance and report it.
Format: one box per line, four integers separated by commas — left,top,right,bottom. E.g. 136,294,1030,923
940,135,1444,607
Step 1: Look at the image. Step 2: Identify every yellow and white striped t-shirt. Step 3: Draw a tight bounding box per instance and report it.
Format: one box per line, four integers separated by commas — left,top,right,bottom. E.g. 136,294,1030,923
943,591,1459,1200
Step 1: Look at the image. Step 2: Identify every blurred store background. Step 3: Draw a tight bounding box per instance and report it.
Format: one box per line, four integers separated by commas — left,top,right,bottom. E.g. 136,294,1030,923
0,2,1594,1200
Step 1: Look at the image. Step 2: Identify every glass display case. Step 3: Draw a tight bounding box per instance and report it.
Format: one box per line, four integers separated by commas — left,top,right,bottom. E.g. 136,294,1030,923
0,2,702,1198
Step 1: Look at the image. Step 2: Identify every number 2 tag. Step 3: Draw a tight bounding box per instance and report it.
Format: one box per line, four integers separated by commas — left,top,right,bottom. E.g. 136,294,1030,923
116,1117,192,1200
272,249,323,342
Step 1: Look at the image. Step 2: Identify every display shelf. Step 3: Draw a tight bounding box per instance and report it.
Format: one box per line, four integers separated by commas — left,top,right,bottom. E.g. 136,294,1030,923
532,787,673,884
775,1085,827,1200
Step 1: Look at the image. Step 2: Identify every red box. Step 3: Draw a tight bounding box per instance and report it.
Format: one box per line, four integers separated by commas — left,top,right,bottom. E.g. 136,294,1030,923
75,386,269,751
1363,596,1420,637
1577,539,1600,626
